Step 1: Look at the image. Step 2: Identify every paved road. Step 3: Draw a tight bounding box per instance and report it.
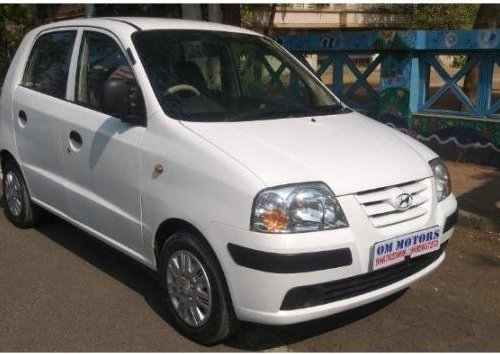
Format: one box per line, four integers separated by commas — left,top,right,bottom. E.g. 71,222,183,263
1,211,499,351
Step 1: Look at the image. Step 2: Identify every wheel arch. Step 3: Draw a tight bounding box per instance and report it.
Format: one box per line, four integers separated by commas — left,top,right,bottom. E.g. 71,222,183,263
153,217,237,313
154,218,205,261
0,149,17,170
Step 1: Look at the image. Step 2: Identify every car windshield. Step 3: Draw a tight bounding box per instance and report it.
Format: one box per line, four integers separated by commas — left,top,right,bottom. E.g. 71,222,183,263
132,30,348,122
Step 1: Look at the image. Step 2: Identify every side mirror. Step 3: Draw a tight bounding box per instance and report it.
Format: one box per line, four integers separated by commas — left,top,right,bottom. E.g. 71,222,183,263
102,78,144,125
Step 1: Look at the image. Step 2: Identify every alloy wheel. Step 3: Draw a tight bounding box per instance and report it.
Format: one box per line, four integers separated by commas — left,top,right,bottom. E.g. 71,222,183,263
166,250,212,327
5,171,23,217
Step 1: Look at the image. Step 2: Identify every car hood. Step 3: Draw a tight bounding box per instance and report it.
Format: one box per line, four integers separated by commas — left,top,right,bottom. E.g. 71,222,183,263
181,112,435,196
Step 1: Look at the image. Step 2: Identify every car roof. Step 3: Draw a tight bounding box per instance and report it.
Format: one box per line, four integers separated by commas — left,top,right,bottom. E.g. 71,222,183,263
36,17,262,37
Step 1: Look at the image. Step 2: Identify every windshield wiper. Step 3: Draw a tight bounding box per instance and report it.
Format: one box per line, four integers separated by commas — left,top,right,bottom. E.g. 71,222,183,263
290,104,351,116
222,104,350,122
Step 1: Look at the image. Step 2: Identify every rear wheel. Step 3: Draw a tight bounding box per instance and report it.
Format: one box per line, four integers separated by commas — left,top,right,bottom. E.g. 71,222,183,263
158,231,238,345
2,160,43,228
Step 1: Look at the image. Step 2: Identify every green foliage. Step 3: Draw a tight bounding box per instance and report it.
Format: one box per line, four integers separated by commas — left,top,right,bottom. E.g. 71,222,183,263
452,55,467,68
1,5,31,86
240,4,253,28
410,4,479,30
0,5,63,86
0,4,182,87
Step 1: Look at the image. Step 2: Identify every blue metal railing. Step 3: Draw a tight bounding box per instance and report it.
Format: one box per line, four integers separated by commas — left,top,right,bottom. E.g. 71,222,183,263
278,30,500,166
278,30,500,120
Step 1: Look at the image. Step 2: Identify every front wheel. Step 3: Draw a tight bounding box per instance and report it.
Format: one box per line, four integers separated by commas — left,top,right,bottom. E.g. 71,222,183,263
158,231,238,345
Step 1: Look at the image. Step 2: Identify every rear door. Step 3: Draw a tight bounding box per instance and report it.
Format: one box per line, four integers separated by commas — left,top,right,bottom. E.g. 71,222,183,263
12,30,77,211
60,29,146,256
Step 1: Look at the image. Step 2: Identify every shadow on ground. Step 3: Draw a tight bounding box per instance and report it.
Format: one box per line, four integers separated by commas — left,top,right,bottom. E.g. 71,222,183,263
11,210,406,350
456,169,500,231
224,290,405,351
33,213,178,329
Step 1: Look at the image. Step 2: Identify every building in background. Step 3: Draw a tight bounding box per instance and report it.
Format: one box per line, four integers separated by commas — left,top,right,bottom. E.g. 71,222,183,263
40,4,413,33
246,4,413,35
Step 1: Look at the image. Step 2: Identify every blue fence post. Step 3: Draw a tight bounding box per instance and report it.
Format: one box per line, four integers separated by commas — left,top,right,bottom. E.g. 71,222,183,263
477,54,494,116
409,31,426,130
332,54,344,99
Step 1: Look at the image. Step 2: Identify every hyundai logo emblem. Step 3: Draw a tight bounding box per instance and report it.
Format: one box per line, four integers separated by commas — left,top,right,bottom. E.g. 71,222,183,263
395,193,413,210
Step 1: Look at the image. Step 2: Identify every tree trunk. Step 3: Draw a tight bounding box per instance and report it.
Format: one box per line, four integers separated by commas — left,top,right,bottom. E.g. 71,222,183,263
181,4,202,21
208,4,222,23
85,4,95,18
473,4,500,28
264,4,277,37
221,5,241,26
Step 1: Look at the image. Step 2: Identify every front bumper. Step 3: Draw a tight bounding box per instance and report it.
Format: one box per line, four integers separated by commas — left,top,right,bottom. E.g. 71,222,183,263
205,193,458,325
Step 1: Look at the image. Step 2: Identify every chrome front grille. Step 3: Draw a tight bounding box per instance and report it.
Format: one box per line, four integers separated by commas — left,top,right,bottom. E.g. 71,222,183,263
356,178,431,228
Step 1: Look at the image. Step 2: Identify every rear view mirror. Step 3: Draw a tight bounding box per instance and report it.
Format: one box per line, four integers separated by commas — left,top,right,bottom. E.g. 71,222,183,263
102,78,130,116
102,78,144,125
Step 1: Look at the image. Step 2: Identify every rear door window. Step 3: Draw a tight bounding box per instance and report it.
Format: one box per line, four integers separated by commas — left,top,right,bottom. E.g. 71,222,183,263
22,31,76,99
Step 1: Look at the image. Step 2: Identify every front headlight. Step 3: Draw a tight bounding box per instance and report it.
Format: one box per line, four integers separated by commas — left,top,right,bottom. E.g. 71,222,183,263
429,158,451,202
250,182,348,233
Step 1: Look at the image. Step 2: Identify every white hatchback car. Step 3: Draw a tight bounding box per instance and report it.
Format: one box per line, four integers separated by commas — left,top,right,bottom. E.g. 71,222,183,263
0,18,457,344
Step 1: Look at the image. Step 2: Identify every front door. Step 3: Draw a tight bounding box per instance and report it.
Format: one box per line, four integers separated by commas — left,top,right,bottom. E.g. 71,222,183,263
60,29,146,257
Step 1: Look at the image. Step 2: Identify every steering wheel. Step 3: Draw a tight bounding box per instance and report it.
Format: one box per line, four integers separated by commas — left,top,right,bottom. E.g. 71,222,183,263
167,84,201,97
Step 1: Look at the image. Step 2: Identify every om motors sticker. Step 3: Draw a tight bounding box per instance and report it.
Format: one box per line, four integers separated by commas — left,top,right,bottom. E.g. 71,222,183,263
372,226,441,271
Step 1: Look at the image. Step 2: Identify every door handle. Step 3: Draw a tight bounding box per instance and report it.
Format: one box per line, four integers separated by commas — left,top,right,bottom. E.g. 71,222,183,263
69,130,83,151
18,110,27,125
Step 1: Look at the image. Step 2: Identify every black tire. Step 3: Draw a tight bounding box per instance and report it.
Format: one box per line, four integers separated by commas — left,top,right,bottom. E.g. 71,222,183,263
2,159,43,228
158,231,238,345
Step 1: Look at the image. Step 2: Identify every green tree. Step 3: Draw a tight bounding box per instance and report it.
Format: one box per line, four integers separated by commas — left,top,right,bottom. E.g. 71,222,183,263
411,4,479,30
1,5,31,86
0,5,59,86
